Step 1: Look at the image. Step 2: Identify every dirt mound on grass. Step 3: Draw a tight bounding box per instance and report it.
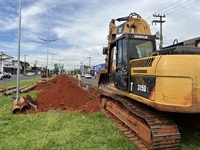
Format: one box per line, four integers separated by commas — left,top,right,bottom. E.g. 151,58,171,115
30,74,105,114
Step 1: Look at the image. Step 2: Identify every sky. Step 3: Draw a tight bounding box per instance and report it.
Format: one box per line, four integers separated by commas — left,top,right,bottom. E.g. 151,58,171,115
0,0,200,71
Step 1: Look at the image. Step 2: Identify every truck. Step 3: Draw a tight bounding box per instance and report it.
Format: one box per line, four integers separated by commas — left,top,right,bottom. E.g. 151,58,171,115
98,12,200,150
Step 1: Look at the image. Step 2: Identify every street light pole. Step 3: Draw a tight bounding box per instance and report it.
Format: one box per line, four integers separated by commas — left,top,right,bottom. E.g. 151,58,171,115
0,51,3,72
24,54,27,75
16,0,22,104
87,57,91,70
47,29,49,78
47,47,48,78
48,48,58,70
38,31,58,79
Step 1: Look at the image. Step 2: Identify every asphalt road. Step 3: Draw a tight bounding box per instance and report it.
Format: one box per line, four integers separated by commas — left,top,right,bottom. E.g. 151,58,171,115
81,77,98,87
81,76,111,92
0,74,41,85
0,74,111,93
1,74,98,86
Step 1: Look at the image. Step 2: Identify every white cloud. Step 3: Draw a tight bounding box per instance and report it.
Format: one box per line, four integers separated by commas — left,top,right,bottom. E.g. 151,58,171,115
0,0,199,70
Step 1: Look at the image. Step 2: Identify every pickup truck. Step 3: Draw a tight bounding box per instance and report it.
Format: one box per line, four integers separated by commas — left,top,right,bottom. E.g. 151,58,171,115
0,72,3,80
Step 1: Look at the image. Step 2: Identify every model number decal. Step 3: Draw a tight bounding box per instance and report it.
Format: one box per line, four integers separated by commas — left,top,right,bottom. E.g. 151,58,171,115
130,82,148,93
130,77,156,99
137,84,146,92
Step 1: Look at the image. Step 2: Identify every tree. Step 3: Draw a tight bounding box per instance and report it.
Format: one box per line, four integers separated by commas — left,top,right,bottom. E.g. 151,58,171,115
24,62,30,68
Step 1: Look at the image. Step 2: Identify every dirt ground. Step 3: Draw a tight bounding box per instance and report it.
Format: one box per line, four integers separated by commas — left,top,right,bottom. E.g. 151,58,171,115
27,74,106,114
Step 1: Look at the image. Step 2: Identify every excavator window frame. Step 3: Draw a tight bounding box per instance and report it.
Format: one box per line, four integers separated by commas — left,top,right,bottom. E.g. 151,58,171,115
108,34,129,91
107,33,156,91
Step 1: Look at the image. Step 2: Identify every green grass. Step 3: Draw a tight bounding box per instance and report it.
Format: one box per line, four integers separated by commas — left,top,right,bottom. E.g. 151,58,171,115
0,110,136,150
0,77,199,150
0,78,137,150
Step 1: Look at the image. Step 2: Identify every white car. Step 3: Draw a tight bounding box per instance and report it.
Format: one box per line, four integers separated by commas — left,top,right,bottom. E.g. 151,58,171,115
85,74,92,79
3,72,11,78
0,72,3,80
27,72,36,76
81,73,85,77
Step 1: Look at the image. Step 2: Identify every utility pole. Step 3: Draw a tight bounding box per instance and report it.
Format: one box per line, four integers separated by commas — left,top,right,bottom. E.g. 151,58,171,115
49,48,58,70
152,14,166,49
24,54,27,75
38,31,58,79
87,57,91,70
56,57,63,73
51,48,58,70
0,51,3,72
16,0,22,104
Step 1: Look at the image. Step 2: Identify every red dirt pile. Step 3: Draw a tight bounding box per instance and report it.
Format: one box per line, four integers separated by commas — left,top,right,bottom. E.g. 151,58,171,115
29,74,105,114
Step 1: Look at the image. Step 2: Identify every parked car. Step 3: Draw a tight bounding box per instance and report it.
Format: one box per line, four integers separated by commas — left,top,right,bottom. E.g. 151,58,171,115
0,72,3,80
3,72,11,78
27,72,36,76
85,74,92,79
81,73,85,77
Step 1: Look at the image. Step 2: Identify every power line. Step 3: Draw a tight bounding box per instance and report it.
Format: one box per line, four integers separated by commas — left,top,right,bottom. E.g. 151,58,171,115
146,0,183,20
147,0,199,46
165,0,199,15
159,0,191,14
146,0,198,23
155,0,183,14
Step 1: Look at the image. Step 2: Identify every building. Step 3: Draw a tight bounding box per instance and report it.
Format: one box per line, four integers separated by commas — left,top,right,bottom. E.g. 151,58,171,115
94,63,106,74
0,53,22,75
80,65,90,73
184,37,200,47
164,37,200,48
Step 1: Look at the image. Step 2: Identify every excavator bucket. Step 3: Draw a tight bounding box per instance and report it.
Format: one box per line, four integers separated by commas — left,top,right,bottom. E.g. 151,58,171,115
98,68,107,87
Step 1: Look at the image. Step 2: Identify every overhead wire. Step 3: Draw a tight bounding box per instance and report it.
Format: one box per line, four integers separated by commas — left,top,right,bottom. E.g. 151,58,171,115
146,0,199,44
154,0,183,14
159,0,192,14
163,0,199,40
146,0,198,23
145,0,183,21
164,0,199,15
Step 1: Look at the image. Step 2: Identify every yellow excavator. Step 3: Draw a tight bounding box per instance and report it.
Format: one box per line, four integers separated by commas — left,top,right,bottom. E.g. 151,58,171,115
98,12,200,149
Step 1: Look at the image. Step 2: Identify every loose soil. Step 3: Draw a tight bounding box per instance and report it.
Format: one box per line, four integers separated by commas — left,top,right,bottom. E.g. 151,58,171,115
27,74,106,114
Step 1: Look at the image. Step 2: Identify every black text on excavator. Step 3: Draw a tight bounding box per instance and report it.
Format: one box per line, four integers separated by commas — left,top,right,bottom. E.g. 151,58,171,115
98,12,200,150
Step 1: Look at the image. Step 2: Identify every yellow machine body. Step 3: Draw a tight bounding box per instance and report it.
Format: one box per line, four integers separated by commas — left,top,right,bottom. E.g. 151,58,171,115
106,55,200,113
98,12,200,114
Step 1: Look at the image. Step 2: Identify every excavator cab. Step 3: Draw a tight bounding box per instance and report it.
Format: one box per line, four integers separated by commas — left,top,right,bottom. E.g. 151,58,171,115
98,33,156,90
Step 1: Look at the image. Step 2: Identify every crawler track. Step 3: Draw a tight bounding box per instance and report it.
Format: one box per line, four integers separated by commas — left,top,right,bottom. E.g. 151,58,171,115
100,93,181,150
